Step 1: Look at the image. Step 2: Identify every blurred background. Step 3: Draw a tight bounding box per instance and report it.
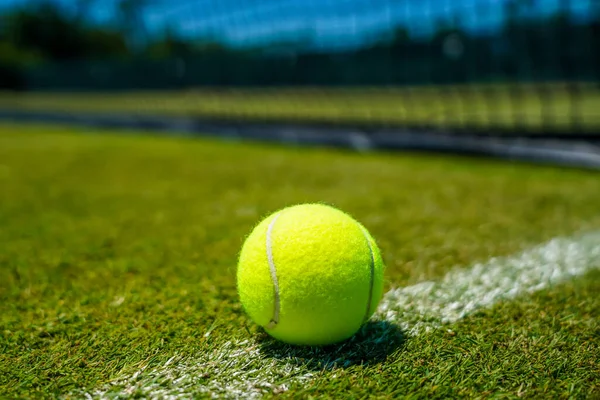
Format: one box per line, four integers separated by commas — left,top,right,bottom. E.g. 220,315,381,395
0,0,598,137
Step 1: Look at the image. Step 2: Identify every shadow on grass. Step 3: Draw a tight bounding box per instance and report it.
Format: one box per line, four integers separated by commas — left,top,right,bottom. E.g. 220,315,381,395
257,320,405,370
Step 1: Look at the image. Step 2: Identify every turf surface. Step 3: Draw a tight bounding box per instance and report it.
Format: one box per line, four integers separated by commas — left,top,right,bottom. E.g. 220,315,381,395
0,122,598,398
1,83,599,132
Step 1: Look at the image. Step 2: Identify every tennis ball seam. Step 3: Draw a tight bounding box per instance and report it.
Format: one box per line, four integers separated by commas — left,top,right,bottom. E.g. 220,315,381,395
263,208,376,331
265,212,282,329
359,225,376,323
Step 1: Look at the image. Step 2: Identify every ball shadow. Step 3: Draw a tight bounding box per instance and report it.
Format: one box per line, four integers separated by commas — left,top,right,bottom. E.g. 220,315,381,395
257,320,406,370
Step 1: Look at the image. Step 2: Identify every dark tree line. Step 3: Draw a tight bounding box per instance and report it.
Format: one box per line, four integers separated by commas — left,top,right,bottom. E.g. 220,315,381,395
0,0,598,90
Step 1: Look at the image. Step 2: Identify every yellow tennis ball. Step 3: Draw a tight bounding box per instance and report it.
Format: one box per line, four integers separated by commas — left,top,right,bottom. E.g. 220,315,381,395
237,203,385,346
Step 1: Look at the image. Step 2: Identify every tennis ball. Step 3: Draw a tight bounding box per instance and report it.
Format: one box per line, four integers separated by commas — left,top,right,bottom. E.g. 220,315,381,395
237,203,385,346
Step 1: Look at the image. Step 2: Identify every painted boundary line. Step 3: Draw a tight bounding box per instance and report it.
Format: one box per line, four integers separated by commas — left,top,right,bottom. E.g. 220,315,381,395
1,110,599,170
75,231,600,400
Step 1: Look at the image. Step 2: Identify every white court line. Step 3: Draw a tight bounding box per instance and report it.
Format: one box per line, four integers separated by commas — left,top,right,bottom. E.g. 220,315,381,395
79,231,600,400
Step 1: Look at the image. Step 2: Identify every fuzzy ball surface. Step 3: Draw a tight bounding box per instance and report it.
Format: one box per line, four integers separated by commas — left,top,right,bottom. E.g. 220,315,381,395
237,203,385,346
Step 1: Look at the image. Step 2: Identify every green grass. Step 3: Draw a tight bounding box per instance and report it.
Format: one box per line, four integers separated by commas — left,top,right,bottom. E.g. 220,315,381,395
1,82,599,132
282,271,600,399
0,122,599,398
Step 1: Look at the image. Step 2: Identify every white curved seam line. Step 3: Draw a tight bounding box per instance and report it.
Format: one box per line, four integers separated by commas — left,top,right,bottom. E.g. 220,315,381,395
265,213,281,330
360,226,376,324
